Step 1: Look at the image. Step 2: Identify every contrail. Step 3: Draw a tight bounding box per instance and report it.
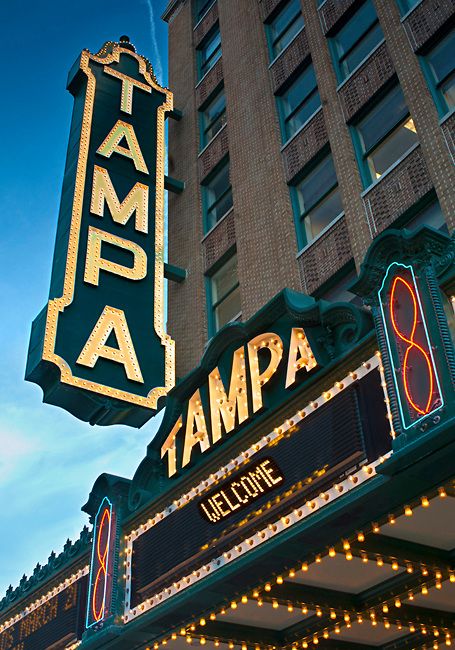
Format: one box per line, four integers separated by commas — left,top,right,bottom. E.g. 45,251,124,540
144,0,164,84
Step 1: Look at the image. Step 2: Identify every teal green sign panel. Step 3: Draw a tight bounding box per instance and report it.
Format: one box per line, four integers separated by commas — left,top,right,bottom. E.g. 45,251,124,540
26,40,175,427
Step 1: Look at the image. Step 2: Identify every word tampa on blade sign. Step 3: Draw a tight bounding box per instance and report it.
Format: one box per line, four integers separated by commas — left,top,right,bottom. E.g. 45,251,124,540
26,39,175,427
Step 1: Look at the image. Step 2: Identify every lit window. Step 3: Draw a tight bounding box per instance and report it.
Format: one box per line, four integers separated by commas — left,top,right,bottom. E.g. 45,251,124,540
200,87,226,147
198,27,222,80
294,155,343,246
279,63,320,140
194,0,216,24
424,30,455,117
396,0,420,15
202,158,233,231
330,0,384,82
267,0,304,60
355,85,419,185
209,254,241,333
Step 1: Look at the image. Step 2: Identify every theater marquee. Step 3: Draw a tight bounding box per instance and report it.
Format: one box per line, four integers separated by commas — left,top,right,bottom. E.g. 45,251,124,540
26,39,174,427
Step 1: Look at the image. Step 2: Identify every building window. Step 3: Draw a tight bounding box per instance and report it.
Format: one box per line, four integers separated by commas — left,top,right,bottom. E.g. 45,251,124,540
266,0,304,60
318,268,363,306
396,0,420,15
208,254,241,334
294,154,343,247
278,63,321,141
354,85,419,186
202,158,233,231
423,30,455,117
330,0,384,82
198,26,222,80
194,0,216,24
406,199,448,233
200,86,226,148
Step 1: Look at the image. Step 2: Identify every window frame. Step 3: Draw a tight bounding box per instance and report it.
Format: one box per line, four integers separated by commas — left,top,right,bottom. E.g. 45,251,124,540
201,156,233,233
206,251,241,337
197,26,222,80
199,85,226,149
420,29,455,118
352,85,418,187
329,0,383,83
265,0,304,61
194,0,216,26
277,63,321,142
396,0,421,17
291,153,344,250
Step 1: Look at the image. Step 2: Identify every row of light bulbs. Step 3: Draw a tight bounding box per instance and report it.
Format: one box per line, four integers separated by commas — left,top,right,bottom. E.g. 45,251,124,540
142,484,452,650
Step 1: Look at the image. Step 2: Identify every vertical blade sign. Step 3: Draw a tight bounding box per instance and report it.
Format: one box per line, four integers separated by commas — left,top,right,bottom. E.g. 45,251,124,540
379,262,443,429
26,39,175,427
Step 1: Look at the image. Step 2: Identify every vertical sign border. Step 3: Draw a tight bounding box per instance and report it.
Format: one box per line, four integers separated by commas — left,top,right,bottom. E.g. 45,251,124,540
86,496,113,628
378,261,444,430
42,43,175,408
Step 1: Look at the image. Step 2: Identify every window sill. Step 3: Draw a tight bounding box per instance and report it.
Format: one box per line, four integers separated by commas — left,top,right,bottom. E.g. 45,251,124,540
195,56,222,89
198,122,227,157
201,205,235,243
193,0,217,31
440,106,455,126
360,142,421,197
400,0,424,22
268,25,306,70
317,0,328,9
280,106,324,152
295,212,345,258
335,38,387,92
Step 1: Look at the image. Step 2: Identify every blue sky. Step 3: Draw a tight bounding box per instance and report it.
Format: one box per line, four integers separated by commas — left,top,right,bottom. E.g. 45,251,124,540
1,0,170,596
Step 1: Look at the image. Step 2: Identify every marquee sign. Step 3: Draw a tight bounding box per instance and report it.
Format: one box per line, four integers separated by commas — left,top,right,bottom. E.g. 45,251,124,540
126,355,392,616
26,38,174,427
0,573,87,650
378,262,443,429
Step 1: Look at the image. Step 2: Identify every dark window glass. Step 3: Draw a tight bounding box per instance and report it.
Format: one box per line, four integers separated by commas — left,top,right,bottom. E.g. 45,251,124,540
195,0,216,23
203,159,233,230
200,88,226,146
332,0,383,80
356,86,418,182
295,155,343,243
319,269,363,306
280,64,321,139
397,0,420,15
426,30,455,114
199,28,222,79
210,255,241,332
268,0,304,59
406,200,448,233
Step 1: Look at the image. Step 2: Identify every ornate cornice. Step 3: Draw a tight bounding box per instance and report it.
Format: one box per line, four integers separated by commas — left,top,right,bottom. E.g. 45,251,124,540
0,527,91,616
351,226,454,302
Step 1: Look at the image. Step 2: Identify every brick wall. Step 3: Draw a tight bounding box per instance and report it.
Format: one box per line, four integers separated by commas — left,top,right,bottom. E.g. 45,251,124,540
218,0,301,320
282,109,329,183
402,0,454,51
167,0,208,378
373,0,455,231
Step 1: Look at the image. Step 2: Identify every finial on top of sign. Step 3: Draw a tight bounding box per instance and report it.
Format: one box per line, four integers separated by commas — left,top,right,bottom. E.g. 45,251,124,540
119,35,136,52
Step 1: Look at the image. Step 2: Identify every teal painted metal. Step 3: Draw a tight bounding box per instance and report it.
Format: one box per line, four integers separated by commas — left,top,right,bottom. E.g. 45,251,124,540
130,288,373,505
164,175,185,193
164,263,187,283
351,226,455,447
25,39,175,427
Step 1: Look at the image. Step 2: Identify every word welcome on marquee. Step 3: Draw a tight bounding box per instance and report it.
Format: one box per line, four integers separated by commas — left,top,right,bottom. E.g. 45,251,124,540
26,40,174,427
198,458,284,523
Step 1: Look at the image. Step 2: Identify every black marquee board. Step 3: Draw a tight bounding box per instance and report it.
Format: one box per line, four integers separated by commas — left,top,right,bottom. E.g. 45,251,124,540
130,369,391,607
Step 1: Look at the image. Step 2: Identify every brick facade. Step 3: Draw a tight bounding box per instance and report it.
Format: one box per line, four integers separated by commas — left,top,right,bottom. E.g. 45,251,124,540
337,42,396,122
165,0,454,376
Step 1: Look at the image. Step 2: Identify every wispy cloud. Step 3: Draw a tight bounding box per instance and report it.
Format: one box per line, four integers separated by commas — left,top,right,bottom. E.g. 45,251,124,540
144,0,164,84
